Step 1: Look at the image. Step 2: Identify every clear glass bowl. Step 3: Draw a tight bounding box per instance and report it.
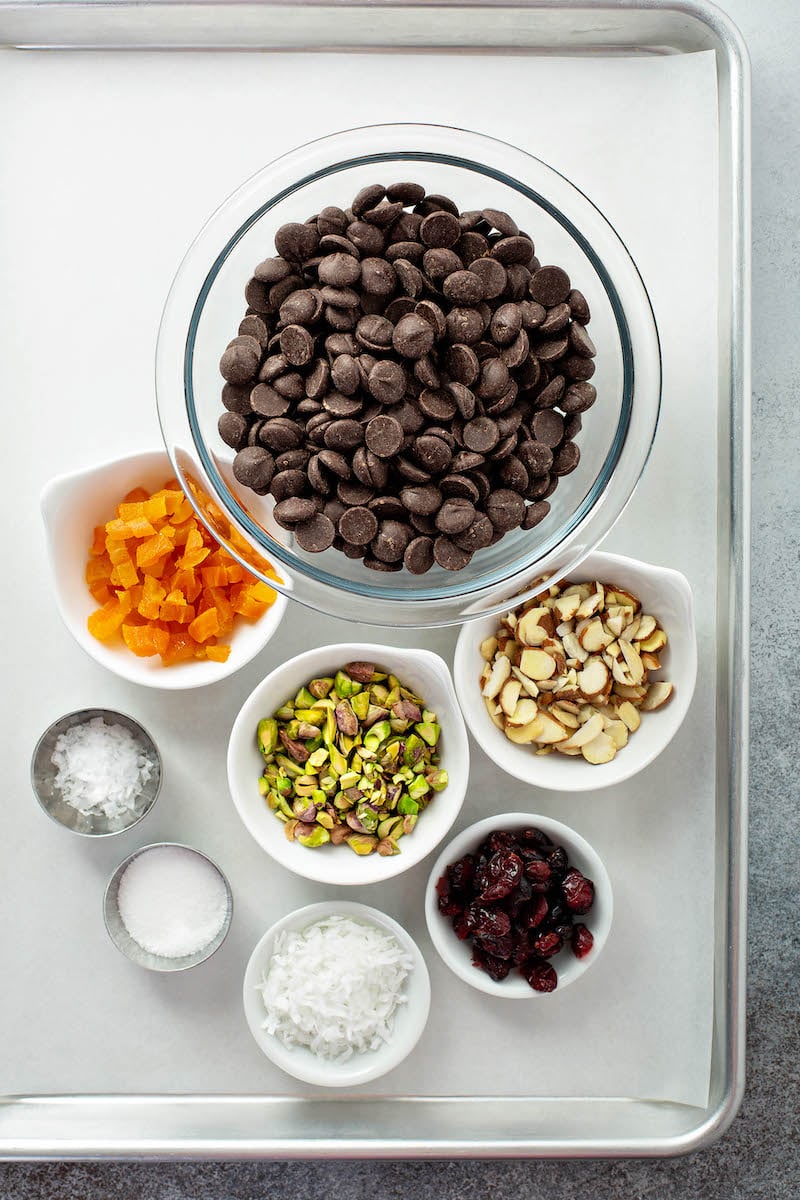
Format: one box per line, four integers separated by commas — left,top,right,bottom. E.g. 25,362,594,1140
157,124,661,627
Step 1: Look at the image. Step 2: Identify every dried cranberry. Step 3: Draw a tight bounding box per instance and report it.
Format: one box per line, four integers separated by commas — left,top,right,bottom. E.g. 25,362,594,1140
479,850,523,901
532,930,562,958
477,932,514,960
453,913,471,940
512,928,533,965
546,846,568,877
571,923,594,958
523,959,558,993
467,904,511,939
435,872,450,898
562,868,595,914
553,922,574,944
524,858,552,892
486,830,521,855
526,893,549,929
548,900,566,925
473,945,511,981
437,893,463,917
506,875,532,917
448,853,475,895
519,827,553,849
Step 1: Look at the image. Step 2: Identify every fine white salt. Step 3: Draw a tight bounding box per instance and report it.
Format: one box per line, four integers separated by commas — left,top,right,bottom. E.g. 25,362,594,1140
51,716,155,820
117,846,229,958
258,915,413,1061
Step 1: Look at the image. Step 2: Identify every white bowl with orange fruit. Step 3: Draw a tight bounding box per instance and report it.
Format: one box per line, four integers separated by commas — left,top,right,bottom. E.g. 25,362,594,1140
41,449,287,689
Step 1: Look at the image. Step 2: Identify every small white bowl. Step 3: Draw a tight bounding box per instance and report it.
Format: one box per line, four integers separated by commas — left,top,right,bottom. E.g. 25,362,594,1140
40,449,287,689
425,813,613,999
243,901,431,1087
454,551,697,792
227,643,469,886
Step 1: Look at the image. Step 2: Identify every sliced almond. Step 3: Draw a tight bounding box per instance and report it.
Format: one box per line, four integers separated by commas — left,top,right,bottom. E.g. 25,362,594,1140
505,718,542,744
632,614,657,642
576,590,603,619
519,648,557,680
639,627,668,654
606,612,626,638
641,651,661,672
499,678,522,716
483,696,505,729
640,682,674,711
507,697,539,727
606,586,641,612
511,666,540,698
581,730,617,764
606,719,629,750
617,701,641,732
579,618,614,653
578,658,609,697
480,635,498,661
619,639,645,685
515,609,550,646
560,711,605,749
481,654,511,699
612,656,633,687
553,592,581,622
531,712,569,744
550,704,580,729
555,744,583,756
614,682,648,702
562,631,589,663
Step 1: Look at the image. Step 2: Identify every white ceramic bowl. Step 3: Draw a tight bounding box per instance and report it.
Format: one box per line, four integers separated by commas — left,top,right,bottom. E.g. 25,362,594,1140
40,449,287,689
425,813,613,999
454,551,697,791
227,643,469,885
243,900,431,1087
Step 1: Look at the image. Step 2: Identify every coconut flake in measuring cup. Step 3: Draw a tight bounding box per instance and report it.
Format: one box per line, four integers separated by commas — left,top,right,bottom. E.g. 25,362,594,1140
258,914,413,1061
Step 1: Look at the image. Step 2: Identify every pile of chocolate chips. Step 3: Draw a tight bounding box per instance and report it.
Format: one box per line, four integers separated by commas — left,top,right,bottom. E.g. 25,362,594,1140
436,826,595,991
218,183,597,574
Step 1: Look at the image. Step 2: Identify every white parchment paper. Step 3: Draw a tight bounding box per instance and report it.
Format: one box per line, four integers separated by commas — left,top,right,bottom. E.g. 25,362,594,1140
0,47,718,1107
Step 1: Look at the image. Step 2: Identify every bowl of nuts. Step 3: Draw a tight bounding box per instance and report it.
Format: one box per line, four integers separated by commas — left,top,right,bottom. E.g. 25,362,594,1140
227,643,469,885
454,550,697,790
425,813,613,997
157,123,661,627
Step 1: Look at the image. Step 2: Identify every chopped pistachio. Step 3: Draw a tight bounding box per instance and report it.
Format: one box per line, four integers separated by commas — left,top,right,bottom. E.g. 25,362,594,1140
257,718,279,758
296,825,330,848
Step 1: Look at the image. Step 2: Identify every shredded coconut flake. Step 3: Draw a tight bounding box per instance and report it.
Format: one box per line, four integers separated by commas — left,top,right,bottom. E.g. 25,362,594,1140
51,717,155,820
258,915,413,1061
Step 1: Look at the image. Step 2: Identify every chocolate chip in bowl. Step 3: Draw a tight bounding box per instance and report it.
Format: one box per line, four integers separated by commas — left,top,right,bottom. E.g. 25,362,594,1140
425,813,613,998
157,123,661,626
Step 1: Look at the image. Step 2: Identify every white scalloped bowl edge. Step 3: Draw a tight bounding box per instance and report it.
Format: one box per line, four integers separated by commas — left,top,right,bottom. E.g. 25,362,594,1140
453,551,697,792
227,642,469,885
40,449,287,690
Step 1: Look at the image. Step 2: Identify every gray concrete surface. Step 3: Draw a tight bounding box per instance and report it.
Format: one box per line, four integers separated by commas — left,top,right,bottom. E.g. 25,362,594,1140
2,0,798,1194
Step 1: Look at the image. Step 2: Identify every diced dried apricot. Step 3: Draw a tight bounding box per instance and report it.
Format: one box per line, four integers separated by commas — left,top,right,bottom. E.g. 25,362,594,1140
205,643,231,663
188,606,219,643
123,486,150,504
86,476,277,669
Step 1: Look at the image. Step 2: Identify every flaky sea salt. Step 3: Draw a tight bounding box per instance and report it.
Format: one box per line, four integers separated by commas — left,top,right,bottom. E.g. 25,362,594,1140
51,716,154,820
117,845,229,958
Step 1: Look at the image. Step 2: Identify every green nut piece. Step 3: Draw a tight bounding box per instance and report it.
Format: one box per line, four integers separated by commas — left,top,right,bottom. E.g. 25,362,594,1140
416,721,440,747
296,825,331,848
257,718,279,758
346,833,378,856
364,720,392,753
407,775,431,802
255,661,447,858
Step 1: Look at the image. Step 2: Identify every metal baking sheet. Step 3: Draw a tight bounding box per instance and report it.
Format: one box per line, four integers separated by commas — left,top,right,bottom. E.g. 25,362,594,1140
0,0,749,1158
